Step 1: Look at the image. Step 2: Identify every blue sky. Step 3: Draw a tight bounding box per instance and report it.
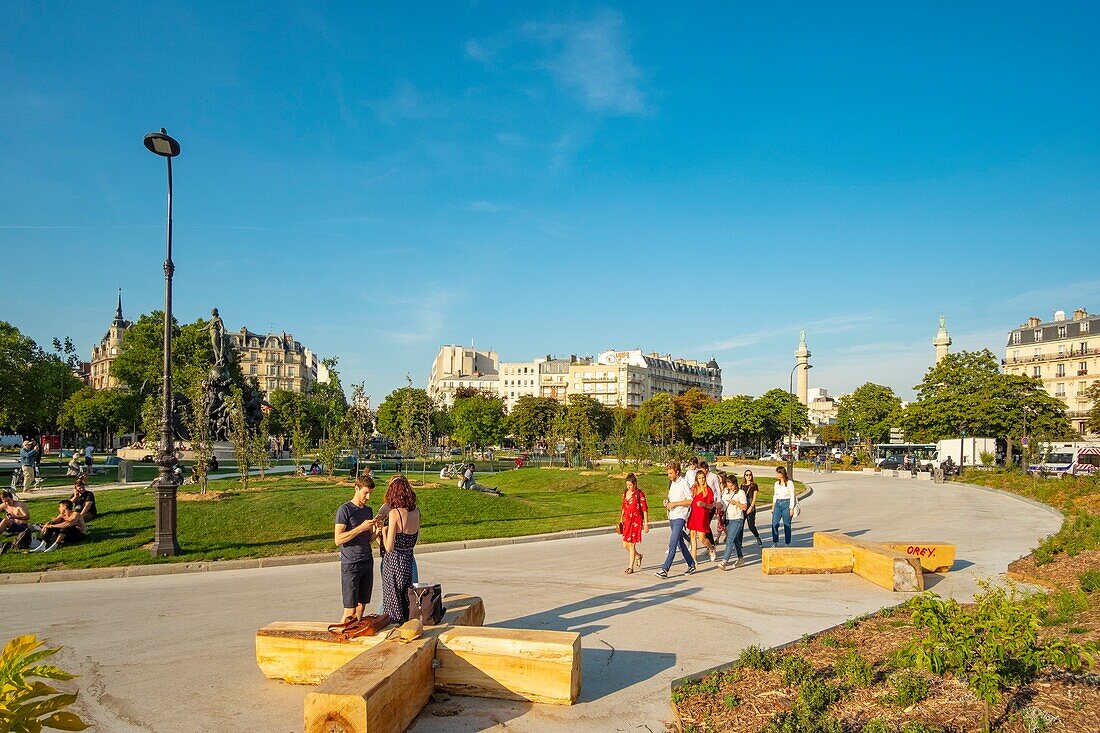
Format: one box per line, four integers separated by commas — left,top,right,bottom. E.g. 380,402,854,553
2,1,1098,402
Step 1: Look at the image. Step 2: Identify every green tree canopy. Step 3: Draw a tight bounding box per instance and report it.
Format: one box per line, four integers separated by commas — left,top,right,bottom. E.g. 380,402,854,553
1085,381,1100,435
0,321,84,435
507,396,561,449
836,382,902,445
376,387,433,454
900,350,1071,442
450,394,507,449
58,387,140,444
754,388,810,446
561,394,614,444
690,395,760,446
636,393,688,444
819,423,845,446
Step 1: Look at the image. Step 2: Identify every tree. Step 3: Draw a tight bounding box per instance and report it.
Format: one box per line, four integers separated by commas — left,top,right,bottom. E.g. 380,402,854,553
836,383,902,448
58,387,138,448
753,388,810,447
451,394,507,450
344,383,375,475
690,395,760,450
609,407,650,469
377,387,433,459
178,368,215,494
507,396,561,450
0,322,84,436
819,423,845,447
1085,381,1100,435
636,393,688,445
560,394,613,465
900,350,1070,445
226,387,253,490
673,388,717,442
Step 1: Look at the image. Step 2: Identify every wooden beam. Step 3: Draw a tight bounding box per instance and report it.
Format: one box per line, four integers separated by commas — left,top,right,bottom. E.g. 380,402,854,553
256,594,485,684
435,626,582,705
812,532,923,592
880,542,956,573
761,547,854,574
304,637,436,733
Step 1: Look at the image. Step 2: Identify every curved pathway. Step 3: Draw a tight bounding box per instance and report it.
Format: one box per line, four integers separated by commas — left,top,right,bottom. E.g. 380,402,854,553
0,474,1060,732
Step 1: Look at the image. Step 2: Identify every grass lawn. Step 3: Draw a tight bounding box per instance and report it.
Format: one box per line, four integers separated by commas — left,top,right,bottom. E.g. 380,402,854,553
1,468,781,572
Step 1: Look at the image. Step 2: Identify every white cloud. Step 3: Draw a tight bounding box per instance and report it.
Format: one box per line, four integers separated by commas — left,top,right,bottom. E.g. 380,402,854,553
367,80,449,124
526,10,646,114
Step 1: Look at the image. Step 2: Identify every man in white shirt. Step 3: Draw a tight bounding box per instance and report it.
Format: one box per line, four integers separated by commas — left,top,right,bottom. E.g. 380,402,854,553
655,462,697,578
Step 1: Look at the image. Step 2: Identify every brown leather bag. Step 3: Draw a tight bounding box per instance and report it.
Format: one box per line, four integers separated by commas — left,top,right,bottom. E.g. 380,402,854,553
342,614,391,640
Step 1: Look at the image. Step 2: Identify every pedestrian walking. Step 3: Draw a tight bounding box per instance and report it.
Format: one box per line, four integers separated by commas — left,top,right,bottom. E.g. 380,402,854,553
742,470,763,545
617,473,649,574
718,474,748,569
687,467,718,564
771,466,798,546
655,462,696,578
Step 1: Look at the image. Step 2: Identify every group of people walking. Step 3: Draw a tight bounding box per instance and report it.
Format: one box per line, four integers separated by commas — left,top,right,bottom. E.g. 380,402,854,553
333,473,421,626
617,458,799,577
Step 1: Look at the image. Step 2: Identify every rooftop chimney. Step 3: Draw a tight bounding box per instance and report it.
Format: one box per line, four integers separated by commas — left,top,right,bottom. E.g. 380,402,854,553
1074,308,1088,321
1054,310,1066,322
1027,316,1041,328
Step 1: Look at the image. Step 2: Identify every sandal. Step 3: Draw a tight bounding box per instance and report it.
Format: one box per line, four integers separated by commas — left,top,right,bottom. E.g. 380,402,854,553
634,553,643,569
624,567,634,574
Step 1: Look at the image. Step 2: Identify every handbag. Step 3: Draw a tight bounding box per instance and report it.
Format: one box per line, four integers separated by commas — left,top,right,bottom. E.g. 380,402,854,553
407,583,446,626
616,521,624,535
792,502,802,519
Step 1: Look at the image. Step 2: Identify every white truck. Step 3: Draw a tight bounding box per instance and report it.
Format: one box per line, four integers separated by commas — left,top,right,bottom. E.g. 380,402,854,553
923,437,998,470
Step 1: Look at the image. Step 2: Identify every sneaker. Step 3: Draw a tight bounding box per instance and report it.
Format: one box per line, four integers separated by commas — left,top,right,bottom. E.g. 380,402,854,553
653,570,668,579
685,566,697,575
734,558,745,568
719,562,728,571
29,540,45,552
43,541,59,553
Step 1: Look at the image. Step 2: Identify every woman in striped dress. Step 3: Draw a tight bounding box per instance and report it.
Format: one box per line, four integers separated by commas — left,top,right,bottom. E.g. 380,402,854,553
381,475,421,623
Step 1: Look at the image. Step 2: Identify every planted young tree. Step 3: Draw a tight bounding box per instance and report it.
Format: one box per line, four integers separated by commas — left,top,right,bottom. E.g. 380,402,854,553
560,394,613,467
316,418,345,478
226,387,253,490
507,396,561,451
249,409,272,480
291,417,310,475
377,386,433,465
345,383,374,476
179,369,215,494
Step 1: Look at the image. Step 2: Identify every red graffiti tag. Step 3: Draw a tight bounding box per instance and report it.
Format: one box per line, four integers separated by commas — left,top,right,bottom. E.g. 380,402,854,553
906,546,937,557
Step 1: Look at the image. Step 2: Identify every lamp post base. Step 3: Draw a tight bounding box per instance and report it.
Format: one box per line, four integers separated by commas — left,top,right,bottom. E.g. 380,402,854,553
150,478,180,556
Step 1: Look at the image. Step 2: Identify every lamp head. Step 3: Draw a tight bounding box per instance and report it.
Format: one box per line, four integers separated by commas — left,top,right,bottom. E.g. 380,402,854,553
144,128,180,158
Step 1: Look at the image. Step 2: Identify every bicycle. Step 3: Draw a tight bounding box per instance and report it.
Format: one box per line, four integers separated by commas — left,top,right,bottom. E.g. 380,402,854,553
9,467,44,493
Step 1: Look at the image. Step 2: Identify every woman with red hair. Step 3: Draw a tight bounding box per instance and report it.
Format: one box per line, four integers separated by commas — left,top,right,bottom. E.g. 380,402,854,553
380,475,421,623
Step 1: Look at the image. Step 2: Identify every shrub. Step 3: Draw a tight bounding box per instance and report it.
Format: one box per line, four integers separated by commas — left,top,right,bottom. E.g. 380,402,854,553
1079,570,1100,593
796,677,841,714
899,724,941,733
723,694,740,709
1021,706,1060,733
1039,588,1091,626
835,649,875,688
0,634,88,733
737,644,776,671
821,635,840,648
980,450,995,467
886,669,930,706
896,584,1094,726
777,654,814,687
764,708,842,733
1033,511,1100,565
861,719,893,733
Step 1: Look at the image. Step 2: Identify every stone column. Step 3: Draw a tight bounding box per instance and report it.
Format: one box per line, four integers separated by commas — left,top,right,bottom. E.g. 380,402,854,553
795,330,810,404
933,314,952,363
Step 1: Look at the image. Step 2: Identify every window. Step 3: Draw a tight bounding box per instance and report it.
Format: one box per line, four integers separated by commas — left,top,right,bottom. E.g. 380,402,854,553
287,367,295,377
250,365,257,375
1082,342,1090,354
1083,321,1091,333
1058,345,1065,357
1058,325,1067,339
1033,366,1041,377
1034,330,1043,342
1056,364,1065,377
1078,382,1088,394
1055,383,1065,397
1034,348,1042,359
1012,331,1021,345
1013,350,1020,361
1080,362,1088,375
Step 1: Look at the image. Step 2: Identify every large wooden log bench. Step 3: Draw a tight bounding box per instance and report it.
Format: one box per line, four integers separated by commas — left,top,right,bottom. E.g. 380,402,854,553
813,532,923,592
256,593,485,684
761,547,854,575
435,626,582,705
880,541,956,573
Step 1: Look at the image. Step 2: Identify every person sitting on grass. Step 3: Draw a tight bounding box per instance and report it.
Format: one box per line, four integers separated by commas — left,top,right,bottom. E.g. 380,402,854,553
30,500,87,553
66,453,84,476
0,490,31,555
70,478,98,521
310,459,322,475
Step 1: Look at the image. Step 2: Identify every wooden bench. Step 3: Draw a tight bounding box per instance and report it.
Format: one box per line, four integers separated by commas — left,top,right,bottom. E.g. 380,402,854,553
813,532,923,592
256,593,484,684
880,542,956,573
761,547,854,575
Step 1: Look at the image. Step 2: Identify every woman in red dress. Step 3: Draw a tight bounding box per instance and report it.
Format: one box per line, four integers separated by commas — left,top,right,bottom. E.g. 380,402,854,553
687,468,717,563
618,473,649,574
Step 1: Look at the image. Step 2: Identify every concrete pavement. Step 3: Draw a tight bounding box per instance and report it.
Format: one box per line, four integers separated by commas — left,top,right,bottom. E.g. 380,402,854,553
0,473,1061,732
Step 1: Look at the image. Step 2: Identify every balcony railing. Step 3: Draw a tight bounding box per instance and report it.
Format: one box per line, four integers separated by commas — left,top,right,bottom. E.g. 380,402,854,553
1002,346,1100,366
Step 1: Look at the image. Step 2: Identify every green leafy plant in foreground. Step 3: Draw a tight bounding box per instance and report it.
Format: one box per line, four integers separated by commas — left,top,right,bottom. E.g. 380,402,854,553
885,669,931,706
895,583,1094,730
777,653,814,686
1079,570,1100,594
0,634,88,732
835,649,875,688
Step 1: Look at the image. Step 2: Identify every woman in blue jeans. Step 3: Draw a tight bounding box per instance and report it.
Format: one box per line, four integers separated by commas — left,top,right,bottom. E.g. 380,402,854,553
771,466,797,546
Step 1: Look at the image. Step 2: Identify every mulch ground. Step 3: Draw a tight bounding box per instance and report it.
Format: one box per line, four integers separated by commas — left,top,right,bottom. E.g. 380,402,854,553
673,604,1100,733
1008,549,1100,591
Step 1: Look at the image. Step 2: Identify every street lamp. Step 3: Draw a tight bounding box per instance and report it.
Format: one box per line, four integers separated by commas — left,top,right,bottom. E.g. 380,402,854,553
787,362,812,480
144,128,181,557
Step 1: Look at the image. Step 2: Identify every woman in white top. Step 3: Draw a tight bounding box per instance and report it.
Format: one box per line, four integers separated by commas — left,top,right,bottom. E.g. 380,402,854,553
718,474,748,569
771,466,797,546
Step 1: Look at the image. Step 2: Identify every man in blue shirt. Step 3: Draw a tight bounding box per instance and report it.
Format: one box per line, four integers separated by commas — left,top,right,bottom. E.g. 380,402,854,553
334,475,381,624
19,440,38,493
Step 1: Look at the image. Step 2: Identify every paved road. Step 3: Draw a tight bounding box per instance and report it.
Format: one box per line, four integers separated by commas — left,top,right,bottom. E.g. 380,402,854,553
0,473,1060,732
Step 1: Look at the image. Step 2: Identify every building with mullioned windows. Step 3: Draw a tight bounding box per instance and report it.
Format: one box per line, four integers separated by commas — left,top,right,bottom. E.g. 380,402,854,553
1002,308,1099,438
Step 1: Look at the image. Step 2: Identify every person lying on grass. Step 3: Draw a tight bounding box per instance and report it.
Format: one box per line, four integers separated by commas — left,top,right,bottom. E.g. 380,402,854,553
29,499,87,553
